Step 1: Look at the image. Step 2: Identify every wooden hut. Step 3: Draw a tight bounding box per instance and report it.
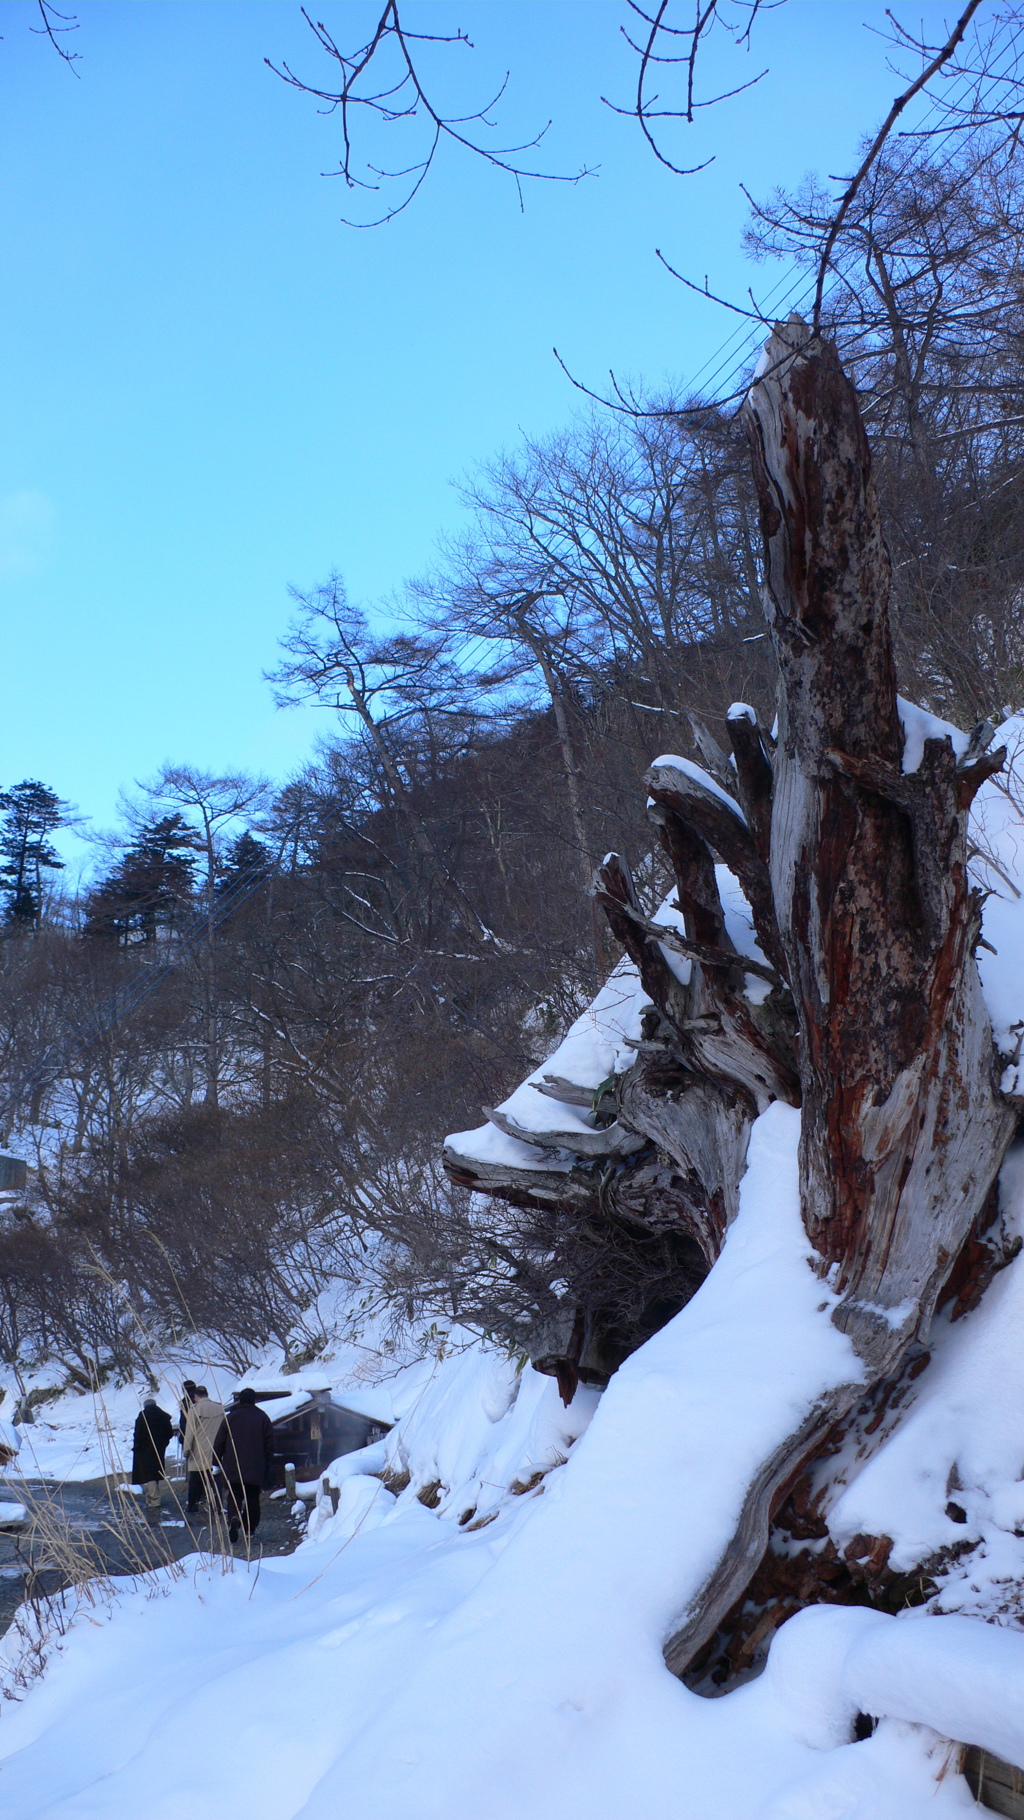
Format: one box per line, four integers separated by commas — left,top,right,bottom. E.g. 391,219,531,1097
247,1384,390,1485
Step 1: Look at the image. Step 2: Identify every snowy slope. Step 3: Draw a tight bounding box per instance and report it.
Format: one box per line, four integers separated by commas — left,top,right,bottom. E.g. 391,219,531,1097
4,1102,1014,1819
4,710,1024,1814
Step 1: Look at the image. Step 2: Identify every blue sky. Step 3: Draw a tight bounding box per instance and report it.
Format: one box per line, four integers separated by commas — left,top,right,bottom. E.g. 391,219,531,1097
0,0,911,868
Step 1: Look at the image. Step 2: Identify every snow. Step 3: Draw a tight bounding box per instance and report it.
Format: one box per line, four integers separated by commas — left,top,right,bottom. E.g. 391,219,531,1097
717,862,775,1003
763,1600,1024,1771
447,862,776,1173
0,1311,429,1485
444,1117,575,1173
968,710,1024,1061
0,1543,984,1819
486,956,648,1149
827,1146,1024,1569
11,1104,969,1820
897,696,971,774
649,752,748,822
529,954,647,1090
0,1502,26,1526
447,953,651,1166
650,891,692,987
727,701,758,724
229,1372,387,1429
844,1610,1024,1768
8,710,1024,1812
764,1603,888,1749
377,1347,600,1521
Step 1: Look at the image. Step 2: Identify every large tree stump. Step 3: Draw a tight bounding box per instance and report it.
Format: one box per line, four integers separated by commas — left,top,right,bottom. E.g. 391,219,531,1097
744,316,1015,1373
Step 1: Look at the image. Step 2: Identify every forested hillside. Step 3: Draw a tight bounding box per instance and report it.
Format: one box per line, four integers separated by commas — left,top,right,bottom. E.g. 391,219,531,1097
3,133,1024,1406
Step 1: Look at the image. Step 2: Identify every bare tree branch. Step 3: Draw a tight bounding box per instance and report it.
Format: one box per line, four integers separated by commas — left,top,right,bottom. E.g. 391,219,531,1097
601,0,777,176
31,0,81,74
266,3,592,226
811,1,983,330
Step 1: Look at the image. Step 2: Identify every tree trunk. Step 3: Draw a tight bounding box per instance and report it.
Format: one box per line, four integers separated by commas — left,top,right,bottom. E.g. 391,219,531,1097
659,318,1017,1666
744,315,1014,1369
444,318,1018,1675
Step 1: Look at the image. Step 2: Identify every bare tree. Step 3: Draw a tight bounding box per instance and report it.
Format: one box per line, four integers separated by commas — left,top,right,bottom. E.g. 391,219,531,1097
270,576,501,949
137,767,271,1106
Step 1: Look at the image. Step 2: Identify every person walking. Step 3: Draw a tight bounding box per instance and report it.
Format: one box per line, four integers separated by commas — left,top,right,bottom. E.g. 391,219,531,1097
182,1385,224,1516
213,1388,274,1544
131,1397,174,1528
178,1380,198,1446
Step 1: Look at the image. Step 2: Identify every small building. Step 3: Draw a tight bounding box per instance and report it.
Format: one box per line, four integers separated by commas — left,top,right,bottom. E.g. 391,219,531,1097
0,1155,27,1193
245,1381,390,1485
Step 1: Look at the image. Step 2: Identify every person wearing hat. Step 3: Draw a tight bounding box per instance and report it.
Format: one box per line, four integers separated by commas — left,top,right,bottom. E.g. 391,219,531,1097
183,1385,224,1516
131,1397,174,1528
213,1388,275,1544
178,1379,198,1446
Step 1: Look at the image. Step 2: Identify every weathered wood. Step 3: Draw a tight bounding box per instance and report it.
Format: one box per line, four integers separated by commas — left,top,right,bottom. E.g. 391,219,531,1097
592,842,798,1266
444,316,1021,1687
645,760,784,978
962,1746,1024,1817
659,319,1019,1673
483,1102,644,1160
662,1384,858,1675
725,705,775,873
441,1139,598,1206
744,316,1016,1368
610,898,781,987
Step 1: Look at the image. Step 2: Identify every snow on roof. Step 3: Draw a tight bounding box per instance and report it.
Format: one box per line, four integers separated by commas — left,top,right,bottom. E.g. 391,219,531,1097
241,1371,333,1397
237,1374,389,1427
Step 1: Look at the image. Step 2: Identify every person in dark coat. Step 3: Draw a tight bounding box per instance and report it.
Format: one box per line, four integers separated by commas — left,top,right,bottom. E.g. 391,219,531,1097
178,1379,198,1446
131,1397,174,1528
213,1387,274,1543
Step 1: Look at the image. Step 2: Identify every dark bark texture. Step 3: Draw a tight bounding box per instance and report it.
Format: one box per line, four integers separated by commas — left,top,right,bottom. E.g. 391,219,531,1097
744,316,1015,1370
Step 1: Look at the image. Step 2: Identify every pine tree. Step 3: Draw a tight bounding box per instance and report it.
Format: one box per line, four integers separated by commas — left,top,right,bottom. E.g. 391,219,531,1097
84,815,197,945
216,831,270,900
0,780,69,927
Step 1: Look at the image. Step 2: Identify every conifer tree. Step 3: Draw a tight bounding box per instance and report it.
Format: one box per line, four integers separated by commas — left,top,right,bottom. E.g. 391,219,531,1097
84,814,197,945
0,780,69,927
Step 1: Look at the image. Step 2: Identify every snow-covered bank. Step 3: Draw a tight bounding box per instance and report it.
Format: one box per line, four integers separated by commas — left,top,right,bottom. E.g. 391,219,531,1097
1,1105,1022,1814
6,716,1024,1816
0,1476,1014,1817
5,1101,1003,1819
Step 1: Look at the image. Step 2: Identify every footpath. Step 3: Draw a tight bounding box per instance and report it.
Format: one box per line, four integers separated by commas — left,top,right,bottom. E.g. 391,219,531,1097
0,1468,303,1636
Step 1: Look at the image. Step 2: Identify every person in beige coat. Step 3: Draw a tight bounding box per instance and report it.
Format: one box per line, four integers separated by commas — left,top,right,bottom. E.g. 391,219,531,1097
183,1387,224,1515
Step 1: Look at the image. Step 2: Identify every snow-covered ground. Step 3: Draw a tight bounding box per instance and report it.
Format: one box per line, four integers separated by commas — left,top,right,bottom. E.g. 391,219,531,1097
3,713,1024,1814
3,1103,1024,1816
0,1492,1012,1819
